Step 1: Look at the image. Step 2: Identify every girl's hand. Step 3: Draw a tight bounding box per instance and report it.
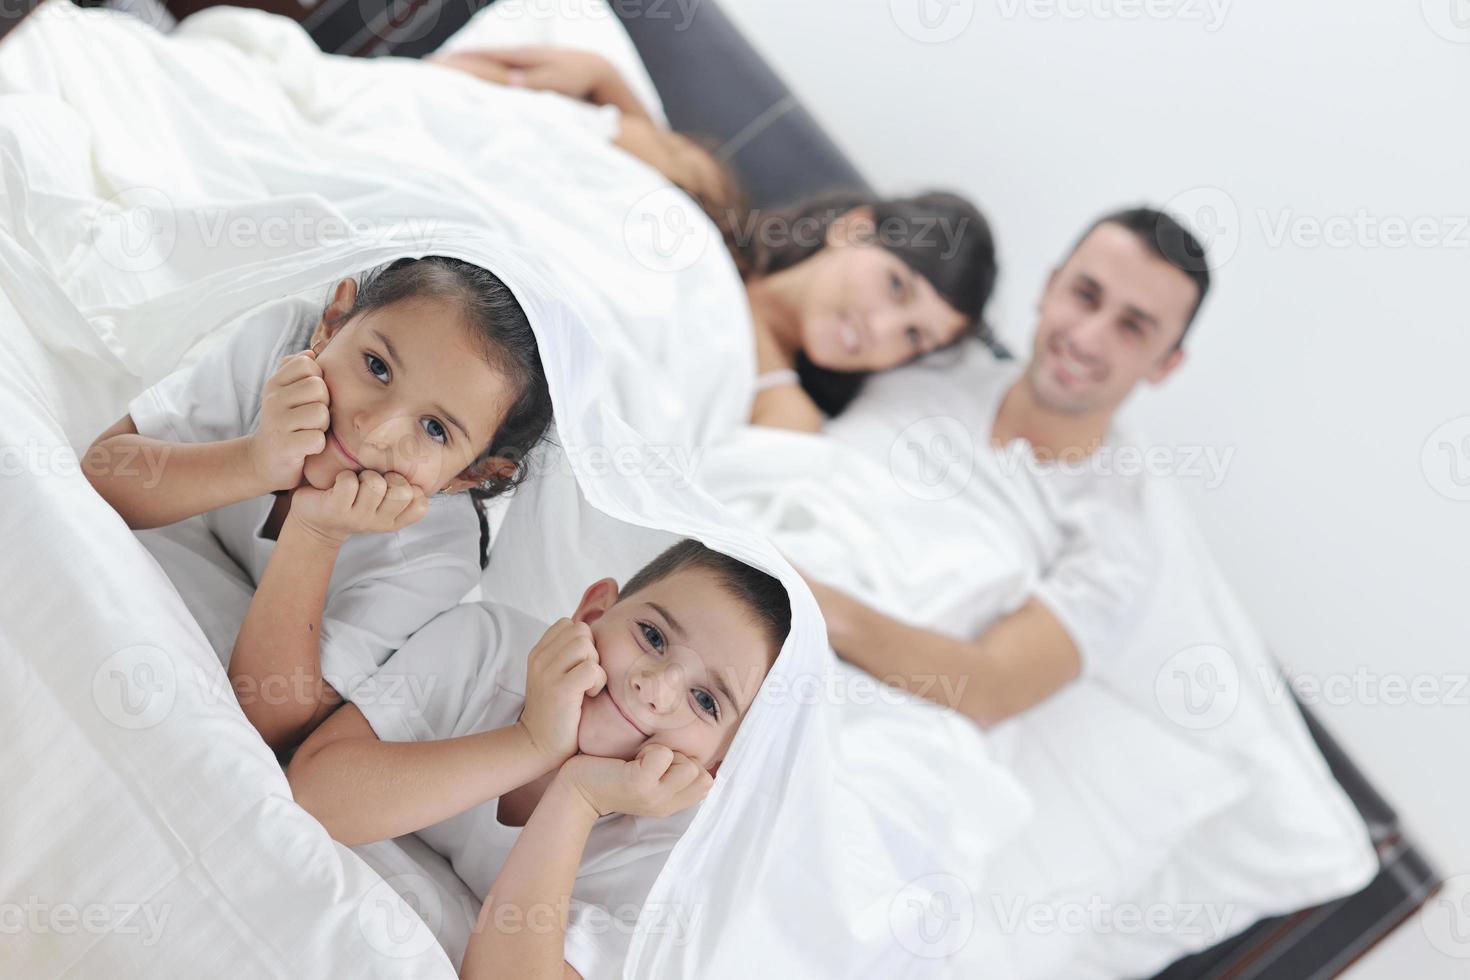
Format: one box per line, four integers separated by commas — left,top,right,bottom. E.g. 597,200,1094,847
559,744,713,820
432,46,617,103
517,620,607,769
250,351,330,492
286,470,427,547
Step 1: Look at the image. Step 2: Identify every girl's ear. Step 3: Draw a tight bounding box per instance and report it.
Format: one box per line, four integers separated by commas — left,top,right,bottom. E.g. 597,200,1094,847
572,578,620,626
826,206,877,249
442,455,519,495
309,278,358,351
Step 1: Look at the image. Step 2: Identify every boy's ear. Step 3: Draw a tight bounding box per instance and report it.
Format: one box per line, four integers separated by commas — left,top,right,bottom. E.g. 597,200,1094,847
572,577,619,626
443,455,519,495
309,278,358,351
825,206,876,249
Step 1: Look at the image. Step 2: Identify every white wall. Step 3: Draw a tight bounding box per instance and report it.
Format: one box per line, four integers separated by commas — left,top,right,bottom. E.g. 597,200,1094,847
720,0,1470,975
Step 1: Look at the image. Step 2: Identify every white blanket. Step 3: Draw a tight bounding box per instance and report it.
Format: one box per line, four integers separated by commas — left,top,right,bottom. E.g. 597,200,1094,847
0,5,1029,977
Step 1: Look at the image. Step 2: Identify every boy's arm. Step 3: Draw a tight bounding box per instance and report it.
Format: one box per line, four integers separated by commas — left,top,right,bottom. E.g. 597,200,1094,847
459,776,597,980
286,702,560,847
231,471,428,753
82,415,272,529
459,746,710,980
811,581,1081,727
286,616,606,844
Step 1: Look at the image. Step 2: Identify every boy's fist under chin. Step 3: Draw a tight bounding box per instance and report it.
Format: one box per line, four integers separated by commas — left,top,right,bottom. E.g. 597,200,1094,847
250,351,330,492
560,743,713,820
287,469,428,546
519,619,607,769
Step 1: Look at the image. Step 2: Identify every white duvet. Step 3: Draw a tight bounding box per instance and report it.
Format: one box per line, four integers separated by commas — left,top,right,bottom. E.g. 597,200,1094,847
0,4,1029,978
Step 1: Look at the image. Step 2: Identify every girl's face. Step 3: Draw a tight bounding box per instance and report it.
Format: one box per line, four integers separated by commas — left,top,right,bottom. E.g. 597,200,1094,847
300,280,514,496
797,213,969,374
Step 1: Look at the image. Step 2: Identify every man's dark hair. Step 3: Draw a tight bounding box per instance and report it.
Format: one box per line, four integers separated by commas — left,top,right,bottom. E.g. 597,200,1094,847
621,539,792,663
1072,207,1212,343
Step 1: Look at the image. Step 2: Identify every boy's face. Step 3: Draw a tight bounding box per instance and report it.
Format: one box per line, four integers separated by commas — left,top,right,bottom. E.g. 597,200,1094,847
570,567,774,771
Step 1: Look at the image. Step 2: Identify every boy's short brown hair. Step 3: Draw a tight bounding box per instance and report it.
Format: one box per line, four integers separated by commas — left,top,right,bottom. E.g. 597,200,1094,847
622,539,792,663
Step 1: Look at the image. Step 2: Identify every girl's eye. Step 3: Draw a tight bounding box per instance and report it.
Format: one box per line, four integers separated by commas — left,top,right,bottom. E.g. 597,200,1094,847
693,688,719,719
905,326,925,353
1122,320,1144,336
1074,287,1099,307
365,353,390,383
640,622,666,653
421,417,448,445
889,272,906,300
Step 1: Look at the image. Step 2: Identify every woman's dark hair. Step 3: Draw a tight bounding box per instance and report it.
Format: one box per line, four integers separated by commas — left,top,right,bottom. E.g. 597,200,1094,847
338,255,554,567
738,190,999,417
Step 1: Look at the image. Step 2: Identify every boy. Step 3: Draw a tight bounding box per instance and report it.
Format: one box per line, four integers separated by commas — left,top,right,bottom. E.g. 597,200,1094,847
287,539,792,979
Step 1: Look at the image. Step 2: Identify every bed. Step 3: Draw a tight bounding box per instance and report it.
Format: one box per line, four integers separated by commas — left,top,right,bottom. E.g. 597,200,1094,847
295,0,1447,975
8,1,1442,977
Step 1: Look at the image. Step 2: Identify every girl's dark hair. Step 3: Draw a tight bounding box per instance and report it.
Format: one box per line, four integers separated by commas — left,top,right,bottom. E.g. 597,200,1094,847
339,255,554,568
739,190,999,417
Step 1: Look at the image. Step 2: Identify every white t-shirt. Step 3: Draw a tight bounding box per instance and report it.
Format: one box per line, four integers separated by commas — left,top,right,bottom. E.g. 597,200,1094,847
128,296,482,689
349,601,690,980
827,345,1159,674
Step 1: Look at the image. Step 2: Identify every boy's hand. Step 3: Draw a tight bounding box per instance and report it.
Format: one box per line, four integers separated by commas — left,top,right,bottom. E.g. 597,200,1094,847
286,470,428,547
560,744,713,820
250,351,330,491
518,619,607,769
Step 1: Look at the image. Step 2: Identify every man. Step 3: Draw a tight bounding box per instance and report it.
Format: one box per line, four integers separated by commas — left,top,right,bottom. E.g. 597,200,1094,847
810,207,1210,726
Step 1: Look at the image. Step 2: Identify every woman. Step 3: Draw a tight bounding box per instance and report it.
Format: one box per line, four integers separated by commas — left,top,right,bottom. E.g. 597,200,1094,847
432,47,998,431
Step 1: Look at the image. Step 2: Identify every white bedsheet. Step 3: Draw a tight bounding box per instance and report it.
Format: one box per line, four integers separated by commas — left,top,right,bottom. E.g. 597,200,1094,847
0,5,1030,977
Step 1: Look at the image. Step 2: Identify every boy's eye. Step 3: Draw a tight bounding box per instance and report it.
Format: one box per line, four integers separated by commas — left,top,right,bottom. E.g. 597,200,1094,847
1121,319,1144,336
693,688,719,719
421,417,448,445
889,272,906,301
640,622,666,653
365,353,390,383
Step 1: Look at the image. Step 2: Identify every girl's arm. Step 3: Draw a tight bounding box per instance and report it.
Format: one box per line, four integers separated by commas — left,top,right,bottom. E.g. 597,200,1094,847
459,747,711,980
82,351,330,529
82,415,272,529
286,617,603,844
231,470,428,752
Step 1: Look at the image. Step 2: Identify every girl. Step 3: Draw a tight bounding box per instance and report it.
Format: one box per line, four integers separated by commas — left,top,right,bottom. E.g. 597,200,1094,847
83,256,554,753
430,47,999,432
